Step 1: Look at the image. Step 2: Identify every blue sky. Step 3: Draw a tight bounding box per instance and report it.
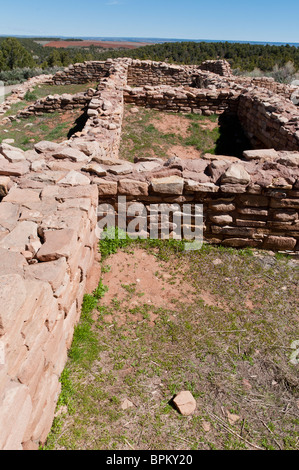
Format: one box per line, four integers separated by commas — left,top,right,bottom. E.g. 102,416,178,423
0,0,298,43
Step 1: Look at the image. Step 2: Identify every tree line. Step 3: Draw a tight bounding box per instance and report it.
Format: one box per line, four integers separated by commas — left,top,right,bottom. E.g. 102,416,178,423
1,37,299,80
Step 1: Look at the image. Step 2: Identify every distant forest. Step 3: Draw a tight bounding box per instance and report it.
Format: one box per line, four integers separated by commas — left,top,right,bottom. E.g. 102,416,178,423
1,37,299,84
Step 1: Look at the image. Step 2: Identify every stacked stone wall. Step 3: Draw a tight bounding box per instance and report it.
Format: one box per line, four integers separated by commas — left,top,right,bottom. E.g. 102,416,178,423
199,59,232,76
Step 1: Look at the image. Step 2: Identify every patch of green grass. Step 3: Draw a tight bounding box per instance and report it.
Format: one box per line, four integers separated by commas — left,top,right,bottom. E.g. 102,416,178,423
99,227,132,260
120,105,221,162
184,120,220,153
45,236,299,451
3,100,28,117
0,109,83,150
24,90,38,102
31,82,98,100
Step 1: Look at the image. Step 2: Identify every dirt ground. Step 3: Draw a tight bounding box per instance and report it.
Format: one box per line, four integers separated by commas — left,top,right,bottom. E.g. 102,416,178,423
45,242,299,451
151,113,218,137
120,105,221,162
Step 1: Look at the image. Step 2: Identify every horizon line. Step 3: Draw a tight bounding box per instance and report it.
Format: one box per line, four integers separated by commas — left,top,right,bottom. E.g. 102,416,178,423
0,34,298,45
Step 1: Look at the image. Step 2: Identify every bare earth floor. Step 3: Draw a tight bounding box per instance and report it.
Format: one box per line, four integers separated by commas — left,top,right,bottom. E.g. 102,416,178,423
45,242,299,451
119,105,221,162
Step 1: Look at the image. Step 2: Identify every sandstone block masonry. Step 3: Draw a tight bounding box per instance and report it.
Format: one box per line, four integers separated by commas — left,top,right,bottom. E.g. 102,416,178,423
0,58,299,450
0,75,53,119
16,89,95,119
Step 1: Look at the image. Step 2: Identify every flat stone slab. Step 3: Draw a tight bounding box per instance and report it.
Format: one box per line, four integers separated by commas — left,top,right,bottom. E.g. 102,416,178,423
58,170,91,186
0,274,27,334
0,221,38,252
221,163,250,185
0,144,25,163
0,160,30,177
108,163,134,176
36,228,78,261
151,176,184,195
24,258,68,292
173,391,197,416
185,180,219,192
34,141,62,153
118,179,149,196
3,187,40,204
243,149,278,161
52,147,89,163
0,248,27,276
82,163,107,177
0,202,20,231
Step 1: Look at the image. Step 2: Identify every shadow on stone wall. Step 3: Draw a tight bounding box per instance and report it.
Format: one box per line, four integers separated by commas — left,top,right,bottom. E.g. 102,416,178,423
215,111,253,158
67,111,89,139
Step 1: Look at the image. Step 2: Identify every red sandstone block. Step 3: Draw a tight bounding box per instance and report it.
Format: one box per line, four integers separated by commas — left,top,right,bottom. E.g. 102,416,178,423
63,301,79,349
0,381,32,450
0,362,9,396
239,195,269,207
20,280,59,342
36,229,78,262
263,235,297,250
41,184,98,203
270,198,299,209
22,440,39,451
23,372,60,444
236,219,266,227
272,210,298,221
118,179,149,196
17,338,48,397
0,274,27,337
57,269,81,313
211,225,255,237
3,187,40,204
79,246,93,278
4,333,28,377
24,258,68,294
43,315,66,375
67,241,85,280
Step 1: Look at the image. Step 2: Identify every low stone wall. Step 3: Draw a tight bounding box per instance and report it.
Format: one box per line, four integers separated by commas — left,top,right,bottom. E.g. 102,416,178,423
199,59,232,76
0,75,53,118
127,60,199,87
234,76,297,100
123,84,239,115
92,151,299,252
52,60,112,85
123,83,299,151
16,89,95,119
51,58,299,103
0,184,98,450
237,88,299,150
72,61,128,160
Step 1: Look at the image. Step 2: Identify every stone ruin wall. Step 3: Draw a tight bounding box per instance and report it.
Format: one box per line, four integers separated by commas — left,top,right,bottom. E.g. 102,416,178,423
0,58,299,450
16,89,94,119
50,58,298,100
198,59,233,76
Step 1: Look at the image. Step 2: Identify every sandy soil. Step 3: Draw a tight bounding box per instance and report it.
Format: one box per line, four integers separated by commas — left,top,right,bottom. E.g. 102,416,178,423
99,248,195,326
166,144,201,160
150,114,192,138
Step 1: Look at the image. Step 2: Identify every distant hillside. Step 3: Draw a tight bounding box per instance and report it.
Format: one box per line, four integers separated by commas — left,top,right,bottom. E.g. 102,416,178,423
1,37,299,83
98,41,299,72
